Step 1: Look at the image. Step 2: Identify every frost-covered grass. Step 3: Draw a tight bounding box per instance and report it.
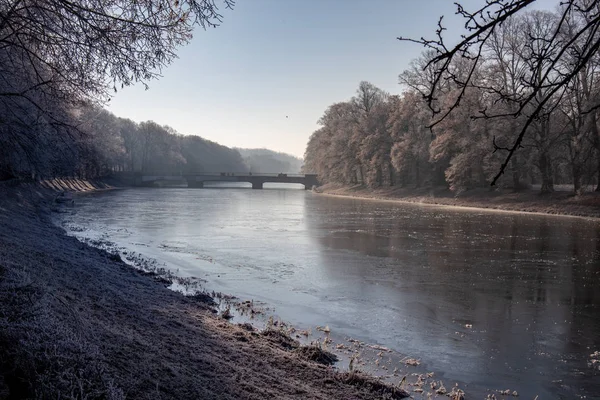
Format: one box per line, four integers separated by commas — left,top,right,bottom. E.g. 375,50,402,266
0,257,124,399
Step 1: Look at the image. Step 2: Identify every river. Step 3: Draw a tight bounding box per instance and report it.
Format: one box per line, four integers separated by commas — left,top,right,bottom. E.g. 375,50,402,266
58,185,600,399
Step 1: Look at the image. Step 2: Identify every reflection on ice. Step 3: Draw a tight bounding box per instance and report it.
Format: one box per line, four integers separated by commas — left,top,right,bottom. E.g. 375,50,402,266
60,188,600,399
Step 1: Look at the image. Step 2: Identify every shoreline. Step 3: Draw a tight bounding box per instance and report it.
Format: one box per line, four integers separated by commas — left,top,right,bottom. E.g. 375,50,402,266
317,184,600,221
54,182,478,398
0,181,410,399
4,179,586,398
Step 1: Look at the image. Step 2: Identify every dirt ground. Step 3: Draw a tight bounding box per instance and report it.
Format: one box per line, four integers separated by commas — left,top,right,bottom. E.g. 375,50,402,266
319,183,600,219
0,183,408,400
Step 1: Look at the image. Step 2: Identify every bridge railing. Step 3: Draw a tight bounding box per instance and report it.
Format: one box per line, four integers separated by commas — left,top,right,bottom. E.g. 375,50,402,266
204,172,309,177
142,172,313,177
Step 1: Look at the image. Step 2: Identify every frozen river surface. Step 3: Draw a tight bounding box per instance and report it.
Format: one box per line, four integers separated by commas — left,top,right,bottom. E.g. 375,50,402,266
60,186,600,399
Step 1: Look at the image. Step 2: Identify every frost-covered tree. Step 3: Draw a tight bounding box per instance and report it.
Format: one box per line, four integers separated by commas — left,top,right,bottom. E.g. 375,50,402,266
399,0,600,189
389,91,433,187
0,0,233,179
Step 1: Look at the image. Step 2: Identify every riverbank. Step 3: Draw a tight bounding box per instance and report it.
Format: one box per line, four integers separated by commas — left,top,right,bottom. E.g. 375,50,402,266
318,184,600,219
0,182,408,399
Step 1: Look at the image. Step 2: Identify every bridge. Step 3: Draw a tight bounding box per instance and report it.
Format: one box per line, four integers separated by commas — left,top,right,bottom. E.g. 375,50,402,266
134,173,319,190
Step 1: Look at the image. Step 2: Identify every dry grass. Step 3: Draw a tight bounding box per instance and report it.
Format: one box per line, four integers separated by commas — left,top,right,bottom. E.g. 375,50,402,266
261,328,300,350
294,345,338,365
335,371,410,399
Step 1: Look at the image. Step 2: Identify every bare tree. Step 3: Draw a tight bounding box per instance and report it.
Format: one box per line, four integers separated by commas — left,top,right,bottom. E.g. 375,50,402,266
0,0,234,105
389,91,433,187
398,0,600,187
483,14,530,189
0,0,233,178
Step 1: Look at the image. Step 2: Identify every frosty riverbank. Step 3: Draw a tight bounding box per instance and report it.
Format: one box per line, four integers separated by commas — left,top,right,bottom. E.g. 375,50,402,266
0,182,408,399
319,184,600,219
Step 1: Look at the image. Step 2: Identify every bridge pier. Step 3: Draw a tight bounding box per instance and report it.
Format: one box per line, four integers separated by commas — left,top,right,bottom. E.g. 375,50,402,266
251,182,263,189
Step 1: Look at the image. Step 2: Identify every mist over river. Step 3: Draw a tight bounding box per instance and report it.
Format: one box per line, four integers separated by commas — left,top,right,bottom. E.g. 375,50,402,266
59,185,600,399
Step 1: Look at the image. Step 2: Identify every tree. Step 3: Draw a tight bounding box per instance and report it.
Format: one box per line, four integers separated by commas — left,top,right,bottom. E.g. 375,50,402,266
357,100,394,187
482,13,531,189
389,92,433,187
351,82,388,184
303,128,329,178
0,0,233,105
138,121,182,174
318,102,361,184
303,2,600,194
399,0,600,188
119,118,142,172
0,0,233,178
78,107,125,177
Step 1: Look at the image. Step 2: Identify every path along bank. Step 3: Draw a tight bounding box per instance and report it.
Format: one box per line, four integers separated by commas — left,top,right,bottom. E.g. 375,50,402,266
0,179,408,399
318,183,600,220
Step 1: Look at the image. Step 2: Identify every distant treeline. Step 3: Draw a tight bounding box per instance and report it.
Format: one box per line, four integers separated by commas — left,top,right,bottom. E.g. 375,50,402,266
0,103,308,180
0,0,300,182
236,148,303,173
0,0,245,182
0,105,250,180
304,9,600,194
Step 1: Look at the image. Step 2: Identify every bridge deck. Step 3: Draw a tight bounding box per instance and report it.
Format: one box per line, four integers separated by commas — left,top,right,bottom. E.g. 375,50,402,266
137,173,318,189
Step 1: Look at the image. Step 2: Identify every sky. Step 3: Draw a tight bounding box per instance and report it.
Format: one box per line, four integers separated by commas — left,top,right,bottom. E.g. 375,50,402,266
107,0,550,158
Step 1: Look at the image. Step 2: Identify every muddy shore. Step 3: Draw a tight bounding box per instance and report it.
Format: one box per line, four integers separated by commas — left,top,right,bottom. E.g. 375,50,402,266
318,183,600,219
0,181,408,399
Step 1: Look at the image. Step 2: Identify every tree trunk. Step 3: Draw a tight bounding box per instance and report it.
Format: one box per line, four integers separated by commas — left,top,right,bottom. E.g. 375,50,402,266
585,117,600,191
376,166,382,187
130,152,135,172
415,158,421,188
539,152,554,193
511,154,521,191
359,165,365,185
573,165,583,195
596,155,600,192
388,163,394,186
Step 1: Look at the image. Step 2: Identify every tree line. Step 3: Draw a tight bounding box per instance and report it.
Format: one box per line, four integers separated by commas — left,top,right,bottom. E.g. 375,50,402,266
1,102,251,180
236,148,304,174
0,0,234,181
81,108,250,177
304,5,600,194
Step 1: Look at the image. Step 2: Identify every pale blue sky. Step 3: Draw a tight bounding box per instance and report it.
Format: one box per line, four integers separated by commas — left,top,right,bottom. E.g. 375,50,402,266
108,0,548,158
